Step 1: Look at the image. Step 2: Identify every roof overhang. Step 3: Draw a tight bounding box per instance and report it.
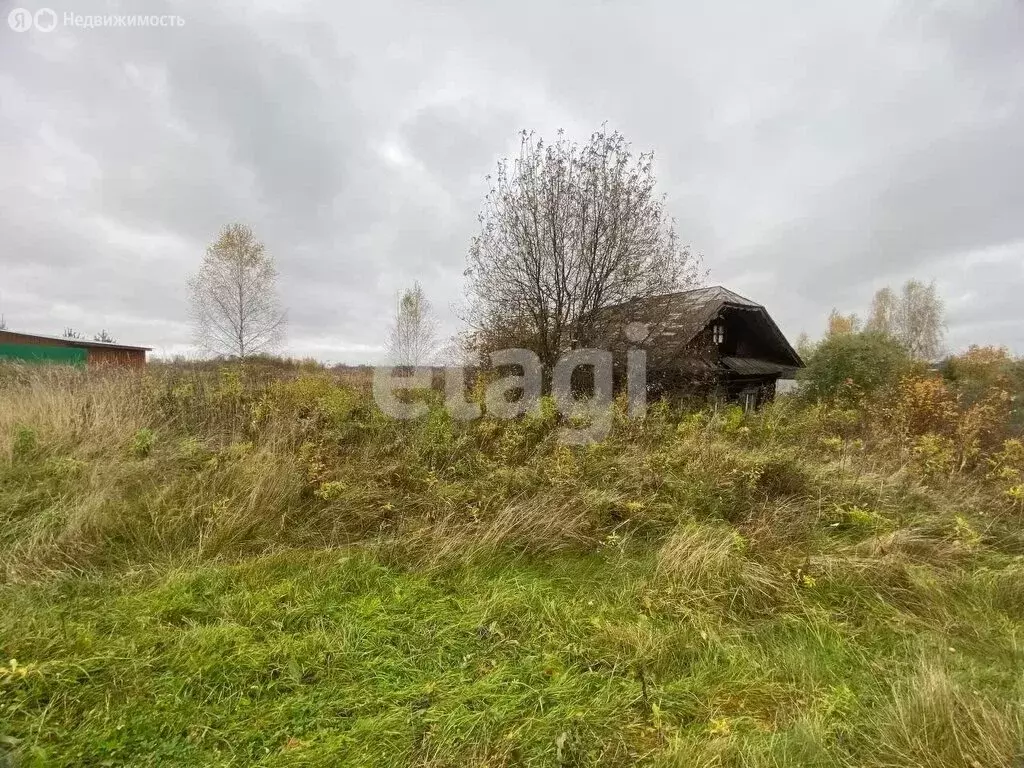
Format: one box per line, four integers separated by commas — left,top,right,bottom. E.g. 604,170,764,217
721,356,800,378
588,285,804,370
0,330,152,352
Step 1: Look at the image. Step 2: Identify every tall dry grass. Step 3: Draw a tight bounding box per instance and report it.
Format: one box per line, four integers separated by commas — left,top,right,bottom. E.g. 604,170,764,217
1,361,1022,583
868,660,1024,767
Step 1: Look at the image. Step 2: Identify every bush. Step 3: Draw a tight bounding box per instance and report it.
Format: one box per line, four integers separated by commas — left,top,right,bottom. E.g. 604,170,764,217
942,346,1024,432
880,374,1012,471
799,331,912,402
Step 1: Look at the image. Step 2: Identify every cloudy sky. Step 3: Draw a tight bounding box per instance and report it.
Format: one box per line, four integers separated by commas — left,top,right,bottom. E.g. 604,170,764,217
2,0,1022,361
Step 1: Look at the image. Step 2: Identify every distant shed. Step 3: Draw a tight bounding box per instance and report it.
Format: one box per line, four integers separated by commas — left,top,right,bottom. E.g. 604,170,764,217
0,330,150,367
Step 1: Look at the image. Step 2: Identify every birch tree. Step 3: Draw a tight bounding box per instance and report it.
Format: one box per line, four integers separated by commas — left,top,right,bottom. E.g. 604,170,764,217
866,279,944,360
386,281,438,366
189,223,287,358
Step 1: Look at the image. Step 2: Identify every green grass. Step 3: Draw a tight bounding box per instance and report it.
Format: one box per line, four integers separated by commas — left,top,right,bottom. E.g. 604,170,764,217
2,546,1022,766
1,365,1023,765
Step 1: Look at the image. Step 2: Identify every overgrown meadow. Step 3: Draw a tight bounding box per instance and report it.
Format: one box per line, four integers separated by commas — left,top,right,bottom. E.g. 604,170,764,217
1,360,1022,766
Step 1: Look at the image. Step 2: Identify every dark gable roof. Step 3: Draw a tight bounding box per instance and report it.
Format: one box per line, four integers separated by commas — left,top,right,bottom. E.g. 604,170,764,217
594,285,803,371
0,330,151,352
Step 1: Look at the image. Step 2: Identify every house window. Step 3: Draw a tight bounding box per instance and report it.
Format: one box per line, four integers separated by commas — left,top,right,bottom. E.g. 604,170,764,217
712,323,725,344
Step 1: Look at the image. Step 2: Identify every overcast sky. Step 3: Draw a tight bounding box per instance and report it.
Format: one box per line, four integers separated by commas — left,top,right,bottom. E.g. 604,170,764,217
2,0,1022,361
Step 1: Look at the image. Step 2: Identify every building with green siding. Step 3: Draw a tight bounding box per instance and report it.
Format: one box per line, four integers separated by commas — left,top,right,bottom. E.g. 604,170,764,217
0,330,150,367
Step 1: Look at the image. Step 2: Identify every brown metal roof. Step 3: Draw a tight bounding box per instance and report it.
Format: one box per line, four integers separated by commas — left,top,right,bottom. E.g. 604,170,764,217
0,330,152,352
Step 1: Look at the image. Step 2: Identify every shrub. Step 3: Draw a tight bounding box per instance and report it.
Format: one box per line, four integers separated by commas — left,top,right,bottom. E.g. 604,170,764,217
883,375,958,437
912,433,956,478
881,374,1011,471
798,331,911,402
942,346,1024,433
988,439,1024,510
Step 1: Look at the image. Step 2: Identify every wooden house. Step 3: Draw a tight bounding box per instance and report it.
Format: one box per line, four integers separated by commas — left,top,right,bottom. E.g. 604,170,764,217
594,286,803,408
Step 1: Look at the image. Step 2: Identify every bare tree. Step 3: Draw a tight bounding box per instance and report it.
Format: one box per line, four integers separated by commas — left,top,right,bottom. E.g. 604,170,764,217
188,223,287,358
62,327,84,340
464,127,700,371
386,281,438,366
93,330,116,344
866,279,944,360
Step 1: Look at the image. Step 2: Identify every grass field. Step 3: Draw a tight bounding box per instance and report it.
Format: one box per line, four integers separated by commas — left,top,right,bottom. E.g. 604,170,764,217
1,364,1022,766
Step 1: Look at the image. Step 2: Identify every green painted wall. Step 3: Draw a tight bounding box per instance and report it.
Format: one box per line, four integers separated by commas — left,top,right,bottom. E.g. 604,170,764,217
0,343,88,367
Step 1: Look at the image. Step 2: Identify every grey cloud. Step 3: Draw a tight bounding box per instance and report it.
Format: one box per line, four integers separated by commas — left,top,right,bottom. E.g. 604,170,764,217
399,101,517,198
1,0,1022,359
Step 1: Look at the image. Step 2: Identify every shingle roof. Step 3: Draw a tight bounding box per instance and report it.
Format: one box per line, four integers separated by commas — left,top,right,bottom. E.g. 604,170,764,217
593,285,803,370
673,285,761,308
597,285,758,345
